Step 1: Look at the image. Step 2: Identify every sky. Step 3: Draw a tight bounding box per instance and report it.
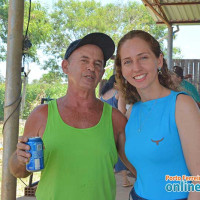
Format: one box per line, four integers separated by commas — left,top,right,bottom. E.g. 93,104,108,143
0,0,200,82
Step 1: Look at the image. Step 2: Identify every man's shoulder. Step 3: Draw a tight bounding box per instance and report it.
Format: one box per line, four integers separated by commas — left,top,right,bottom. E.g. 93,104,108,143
23,104,48,137
112,107,127,125
31,104,48,118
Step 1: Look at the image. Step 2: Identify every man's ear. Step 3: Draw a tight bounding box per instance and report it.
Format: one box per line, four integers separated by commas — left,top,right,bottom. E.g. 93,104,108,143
62,59,69,75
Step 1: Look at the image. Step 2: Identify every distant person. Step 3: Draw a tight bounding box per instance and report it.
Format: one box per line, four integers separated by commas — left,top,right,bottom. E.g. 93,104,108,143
115,30,200,200
172,65,200,107
100,75,133,187
9,32,136,200
98,79,108,97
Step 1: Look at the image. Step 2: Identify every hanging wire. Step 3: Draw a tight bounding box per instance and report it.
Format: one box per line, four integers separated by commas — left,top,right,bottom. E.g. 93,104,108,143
19,178,28,187
25,0,32,38
19,0,32,186
3,96,22,132
23,0,32,53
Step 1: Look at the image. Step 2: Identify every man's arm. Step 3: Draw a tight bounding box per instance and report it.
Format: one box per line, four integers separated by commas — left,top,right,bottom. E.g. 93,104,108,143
9,104,48,178
112,108,137,177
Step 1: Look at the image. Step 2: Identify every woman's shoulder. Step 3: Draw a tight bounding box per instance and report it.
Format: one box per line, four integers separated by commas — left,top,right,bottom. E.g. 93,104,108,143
176,93,199,113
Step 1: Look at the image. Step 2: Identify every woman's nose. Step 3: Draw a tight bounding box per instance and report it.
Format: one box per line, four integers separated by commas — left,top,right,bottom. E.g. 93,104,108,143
132,59,141,72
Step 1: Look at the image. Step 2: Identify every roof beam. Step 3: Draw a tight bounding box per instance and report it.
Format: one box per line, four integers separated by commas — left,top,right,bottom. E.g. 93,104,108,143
142,0,171,27
157,20,200,24
152,2,200,6
154,0,168,22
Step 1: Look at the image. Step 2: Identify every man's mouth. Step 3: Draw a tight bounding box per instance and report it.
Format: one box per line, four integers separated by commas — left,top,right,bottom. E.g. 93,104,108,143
84,75,94,80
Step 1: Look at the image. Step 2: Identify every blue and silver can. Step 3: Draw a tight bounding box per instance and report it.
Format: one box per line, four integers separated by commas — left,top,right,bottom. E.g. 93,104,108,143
26,137,44,172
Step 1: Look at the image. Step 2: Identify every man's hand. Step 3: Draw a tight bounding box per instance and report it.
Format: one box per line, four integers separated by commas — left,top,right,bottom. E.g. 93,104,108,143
16,136,31,164
9,136,32,178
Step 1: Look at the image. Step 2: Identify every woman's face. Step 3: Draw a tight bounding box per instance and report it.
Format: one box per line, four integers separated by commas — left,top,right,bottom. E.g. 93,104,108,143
120,37,163,91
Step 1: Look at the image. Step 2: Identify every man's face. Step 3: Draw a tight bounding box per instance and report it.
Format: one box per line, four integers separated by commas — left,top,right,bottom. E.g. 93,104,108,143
62,44,105,91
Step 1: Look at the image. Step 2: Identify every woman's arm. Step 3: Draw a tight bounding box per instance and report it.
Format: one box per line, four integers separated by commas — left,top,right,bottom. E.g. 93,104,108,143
176,94,200,200
117,91,127,115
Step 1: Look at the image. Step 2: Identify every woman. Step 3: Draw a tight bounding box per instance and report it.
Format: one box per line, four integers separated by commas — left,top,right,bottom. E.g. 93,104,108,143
115,30,200,200
100,75,132,187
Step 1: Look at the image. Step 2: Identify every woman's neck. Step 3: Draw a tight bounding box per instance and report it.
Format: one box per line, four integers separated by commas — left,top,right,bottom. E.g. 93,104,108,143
137,85,169,102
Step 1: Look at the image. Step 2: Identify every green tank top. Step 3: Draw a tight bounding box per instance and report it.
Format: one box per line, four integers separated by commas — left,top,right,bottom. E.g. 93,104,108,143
36,100,118,200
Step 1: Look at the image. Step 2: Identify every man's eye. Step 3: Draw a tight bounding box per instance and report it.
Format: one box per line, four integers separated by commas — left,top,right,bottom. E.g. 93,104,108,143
140,56,148,60
81,59,88,63
95,63,102,68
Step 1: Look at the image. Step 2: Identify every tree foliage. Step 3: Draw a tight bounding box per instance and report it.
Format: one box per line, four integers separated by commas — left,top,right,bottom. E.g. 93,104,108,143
0,0,52,62
42,0,167,73
21,82,67,118
0,0,8,60
0,82,67,120
37,71,64,84
23,1,53,63
0,0,184,120
1,0,182,77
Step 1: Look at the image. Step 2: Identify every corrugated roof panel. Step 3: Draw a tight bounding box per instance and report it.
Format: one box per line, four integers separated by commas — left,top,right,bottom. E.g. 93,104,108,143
142,0,200,25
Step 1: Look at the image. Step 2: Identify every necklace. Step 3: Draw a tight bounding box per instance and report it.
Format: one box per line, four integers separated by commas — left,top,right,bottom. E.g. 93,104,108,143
138,93,162,133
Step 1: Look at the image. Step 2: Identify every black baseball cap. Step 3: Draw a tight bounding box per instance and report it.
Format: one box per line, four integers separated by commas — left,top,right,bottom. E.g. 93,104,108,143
64,32,115,66
173,66,183,79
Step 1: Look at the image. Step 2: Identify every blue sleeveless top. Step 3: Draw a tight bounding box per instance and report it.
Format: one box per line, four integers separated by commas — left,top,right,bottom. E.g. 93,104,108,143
125,91,190,200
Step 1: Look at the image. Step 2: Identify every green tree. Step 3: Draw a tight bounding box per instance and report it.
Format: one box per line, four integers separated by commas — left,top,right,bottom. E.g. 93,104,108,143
0,0,54,117
22,82,67,118
0,0,52,62
0,0,8,60
42,0,167,74
38,71,64,84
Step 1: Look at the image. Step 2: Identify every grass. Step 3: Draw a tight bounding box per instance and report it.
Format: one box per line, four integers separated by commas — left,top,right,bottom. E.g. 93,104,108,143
0,121,41,198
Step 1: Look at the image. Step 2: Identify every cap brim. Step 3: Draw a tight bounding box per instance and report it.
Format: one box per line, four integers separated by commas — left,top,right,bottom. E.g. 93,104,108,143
76,32,115,61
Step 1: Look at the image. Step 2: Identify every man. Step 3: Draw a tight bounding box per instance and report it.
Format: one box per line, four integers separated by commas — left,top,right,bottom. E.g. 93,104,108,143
9,32,136,200
172,65,200,107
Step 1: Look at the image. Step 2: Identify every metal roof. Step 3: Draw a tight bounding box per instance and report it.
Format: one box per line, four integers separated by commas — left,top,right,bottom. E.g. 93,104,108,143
141,0,200,27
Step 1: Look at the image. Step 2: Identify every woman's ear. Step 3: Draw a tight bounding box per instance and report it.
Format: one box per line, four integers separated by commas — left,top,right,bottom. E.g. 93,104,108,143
62,59,69,75
158,53,164,68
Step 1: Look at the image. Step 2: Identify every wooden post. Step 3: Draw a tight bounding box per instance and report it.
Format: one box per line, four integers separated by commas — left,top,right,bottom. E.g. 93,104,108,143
1,0,24,199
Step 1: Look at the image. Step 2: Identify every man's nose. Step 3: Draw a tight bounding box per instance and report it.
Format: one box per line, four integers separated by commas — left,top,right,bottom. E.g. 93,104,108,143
87,63,95,71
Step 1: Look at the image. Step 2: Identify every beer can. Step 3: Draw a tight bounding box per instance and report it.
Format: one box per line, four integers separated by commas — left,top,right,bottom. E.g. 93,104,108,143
26,137,44,172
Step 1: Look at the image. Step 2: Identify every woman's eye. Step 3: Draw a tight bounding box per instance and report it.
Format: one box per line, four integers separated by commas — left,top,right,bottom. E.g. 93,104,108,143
123,60,131,65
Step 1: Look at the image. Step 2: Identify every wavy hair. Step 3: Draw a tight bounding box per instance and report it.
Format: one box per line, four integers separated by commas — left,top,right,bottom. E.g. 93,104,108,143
115,30,180,104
